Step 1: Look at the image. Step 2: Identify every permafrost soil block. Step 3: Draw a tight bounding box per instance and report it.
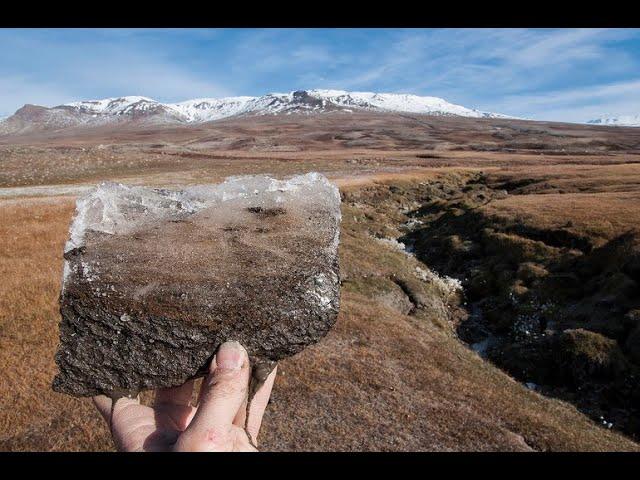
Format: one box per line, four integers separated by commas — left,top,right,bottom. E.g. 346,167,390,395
53,173,341,398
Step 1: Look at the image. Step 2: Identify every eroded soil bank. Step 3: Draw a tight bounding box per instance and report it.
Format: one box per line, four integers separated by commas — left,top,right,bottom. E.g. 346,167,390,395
343,171,640,440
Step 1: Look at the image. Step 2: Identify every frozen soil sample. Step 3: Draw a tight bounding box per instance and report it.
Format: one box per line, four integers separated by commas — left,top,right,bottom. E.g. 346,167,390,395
53,173,341,398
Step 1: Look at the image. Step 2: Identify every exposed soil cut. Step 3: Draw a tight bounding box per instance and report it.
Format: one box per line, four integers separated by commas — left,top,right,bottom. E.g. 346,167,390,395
377,173,640,439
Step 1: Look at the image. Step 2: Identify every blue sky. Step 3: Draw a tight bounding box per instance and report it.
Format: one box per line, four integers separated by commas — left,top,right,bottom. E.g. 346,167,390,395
1,28,640,122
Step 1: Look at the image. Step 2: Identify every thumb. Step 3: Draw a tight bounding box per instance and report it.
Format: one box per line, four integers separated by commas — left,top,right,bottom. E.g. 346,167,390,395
174,341,250,451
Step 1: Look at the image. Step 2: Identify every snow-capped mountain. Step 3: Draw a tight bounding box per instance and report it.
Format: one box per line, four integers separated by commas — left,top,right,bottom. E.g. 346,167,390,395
0,89,510,135
587,114,640,127
169,97,256,122
60,90,509,120
306,90,506,117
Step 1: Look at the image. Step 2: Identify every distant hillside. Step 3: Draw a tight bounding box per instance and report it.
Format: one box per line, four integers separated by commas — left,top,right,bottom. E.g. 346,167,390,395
0,89,511,135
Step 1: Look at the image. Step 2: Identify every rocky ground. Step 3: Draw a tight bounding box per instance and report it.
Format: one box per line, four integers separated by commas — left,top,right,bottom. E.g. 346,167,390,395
1,113,640,450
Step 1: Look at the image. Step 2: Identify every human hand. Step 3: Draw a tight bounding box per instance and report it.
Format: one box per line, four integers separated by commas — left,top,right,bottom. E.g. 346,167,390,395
93,341,276,452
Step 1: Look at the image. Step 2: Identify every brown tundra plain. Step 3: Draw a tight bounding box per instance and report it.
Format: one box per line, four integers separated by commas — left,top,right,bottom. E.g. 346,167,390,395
2,112,640,451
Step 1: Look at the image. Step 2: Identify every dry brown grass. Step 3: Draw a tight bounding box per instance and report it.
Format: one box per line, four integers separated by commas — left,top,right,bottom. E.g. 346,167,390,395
3,111,640,190
484,191,640,248
0,197,111,450
483,163,640,247
262,290,634,451
1,184,638,451
2,114,640,450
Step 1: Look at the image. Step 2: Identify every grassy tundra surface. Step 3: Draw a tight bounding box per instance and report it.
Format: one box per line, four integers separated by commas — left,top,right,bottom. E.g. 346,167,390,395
1,113,640,450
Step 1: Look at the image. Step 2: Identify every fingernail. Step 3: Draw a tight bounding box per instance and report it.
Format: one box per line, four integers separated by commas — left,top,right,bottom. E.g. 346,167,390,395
215,341,245,370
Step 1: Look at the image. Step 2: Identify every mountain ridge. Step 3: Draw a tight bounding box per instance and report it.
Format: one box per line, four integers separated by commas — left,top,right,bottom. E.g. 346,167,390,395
0,89,511,135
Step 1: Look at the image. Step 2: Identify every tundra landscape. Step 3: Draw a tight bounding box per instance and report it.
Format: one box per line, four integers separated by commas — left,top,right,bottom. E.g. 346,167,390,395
1,93,640,451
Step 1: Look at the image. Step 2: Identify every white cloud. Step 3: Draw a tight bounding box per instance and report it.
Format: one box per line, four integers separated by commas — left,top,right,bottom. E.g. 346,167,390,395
0,29,232,115
491,79,640,122
326,29,640,120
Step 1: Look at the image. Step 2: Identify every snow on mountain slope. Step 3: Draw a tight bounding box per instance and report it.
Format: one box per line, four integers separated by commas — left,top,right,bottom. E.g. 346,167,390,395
587,115,640,127
308,89,508,118
57,89,512,120
0,89,512,135
63,96,156,115
170,97,255,122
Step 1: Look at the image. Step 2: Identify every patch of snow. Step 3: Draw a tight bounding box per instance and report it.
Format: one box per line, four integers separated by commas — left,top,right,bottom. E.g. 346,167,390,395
599,416,614,429
471,337,495,357
376,237,408,252
402,218,424,229
414,266,462,293
375,235,462,298
587,114,640,127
